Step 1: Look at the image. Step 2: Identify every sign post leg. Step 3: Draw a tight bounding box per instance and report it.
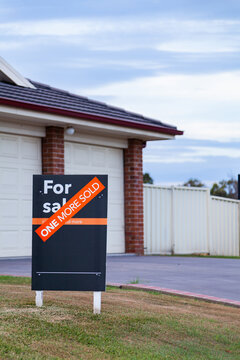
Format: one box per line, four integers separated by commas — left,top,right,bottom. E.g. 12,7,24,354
36,291,43,307
93,291,101,314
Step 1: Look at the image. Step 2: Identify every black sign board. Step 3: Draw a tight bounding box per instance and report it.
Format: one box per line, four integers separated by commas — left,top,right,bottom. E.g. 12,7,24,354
32,175,108,291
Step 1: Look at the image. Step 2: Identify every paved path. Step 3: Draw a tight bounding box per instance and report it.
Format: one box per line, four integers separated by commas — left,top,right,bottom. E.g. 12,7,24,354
0,258,31,277
107,256,240,302
0,256,239,302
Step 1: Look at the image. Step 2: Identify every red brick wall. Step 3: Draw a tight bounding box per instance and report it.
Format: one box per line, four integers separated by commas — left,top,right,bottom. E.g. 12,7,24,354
42,126,64,174
124,139,145,255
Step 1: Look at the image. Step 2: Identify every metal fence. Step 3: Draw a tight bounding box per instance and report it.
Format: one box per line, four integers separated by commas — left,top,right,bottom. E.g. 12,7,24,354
144,185,240,256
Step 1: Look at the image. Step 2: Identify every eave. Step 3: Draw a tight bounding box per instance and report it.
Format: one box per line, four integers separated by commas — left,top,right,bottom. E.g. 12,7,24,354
0,97,183,137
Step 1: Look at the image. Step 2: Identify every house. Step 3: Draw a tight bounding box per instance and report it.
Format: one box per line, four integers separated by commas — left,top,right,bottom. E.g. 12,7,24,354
0,57,183,258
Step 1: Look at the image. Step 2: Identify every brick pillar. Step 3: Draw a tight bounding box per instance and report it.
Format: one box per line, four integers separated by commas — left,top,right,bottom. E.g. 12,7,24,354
124,139,145,255
42,126,64,174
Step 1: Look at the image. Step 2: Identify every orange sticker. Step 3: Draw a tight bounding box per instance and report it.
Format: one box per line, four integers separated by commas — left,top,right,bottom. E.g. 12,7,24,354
35,177,105,242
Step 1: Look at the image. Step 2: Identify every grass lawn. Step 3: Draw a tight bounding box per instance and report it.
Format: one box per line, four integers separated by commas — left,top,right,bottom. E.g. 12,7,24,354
0,276,239,360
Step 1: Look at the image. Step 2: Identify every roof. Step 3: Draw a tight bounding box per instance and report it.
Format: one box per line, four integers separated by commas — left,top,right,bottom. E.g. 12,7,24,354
0,79,183,136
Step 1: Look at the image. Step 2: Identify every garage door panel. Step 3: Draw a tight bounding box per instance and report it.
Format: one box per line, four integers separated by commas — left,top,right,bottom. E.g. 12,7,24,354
19,230,32,256
20,167,41,194
22,199,32,223
108,204,124,222
91,148,106,167
21,138,41,161
0,199,19,225
0,230,20,257
108,192,122,202
109,177,123,200
0,135,19,159
64,142,71,162
107,230,125,253
0,229,19,245
0,229,31,257
108,148,122,169
65,141,125,254
0,133,41,258
0,167,19,194
73,145,90,165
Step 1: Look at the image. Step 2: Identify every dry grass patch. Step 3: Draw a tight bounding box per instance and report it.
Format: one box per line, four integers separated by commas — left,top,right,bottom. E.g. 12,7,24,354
0,276,239,359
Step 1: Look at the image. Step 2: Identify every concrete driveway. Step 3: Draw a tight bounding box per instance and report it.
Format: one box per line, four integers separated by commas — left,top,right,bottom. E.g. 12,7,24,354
0,255,239,301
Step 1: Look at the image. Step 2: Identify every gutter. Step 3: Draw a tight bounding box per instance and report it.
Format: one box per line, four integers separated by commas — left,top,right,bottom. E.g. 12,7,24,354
0,97,183,136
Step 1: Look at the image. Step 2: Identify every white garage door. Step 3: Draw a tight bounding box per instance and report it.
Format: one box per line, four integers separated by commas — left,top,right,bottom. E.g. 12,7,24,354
0,133,42,257
65,142,125,253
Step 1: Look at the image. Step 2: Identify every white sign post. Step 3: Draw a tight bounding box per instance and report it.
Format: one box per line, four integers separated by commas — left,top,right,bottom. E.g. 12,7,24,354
36,291,43,307
93,291,101,314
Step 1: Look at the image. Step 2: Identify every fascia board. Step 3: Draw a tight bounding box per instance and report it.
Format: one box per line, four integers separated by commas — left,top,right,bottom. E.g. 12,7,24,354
65,132,128,149
0,105,175,141
0,119,45,137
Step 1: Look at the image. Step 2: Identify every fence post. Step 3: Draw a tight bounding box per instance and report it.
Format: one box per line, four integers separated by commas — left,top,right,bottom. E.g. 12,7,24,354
206,188,211,255
171,186,175,254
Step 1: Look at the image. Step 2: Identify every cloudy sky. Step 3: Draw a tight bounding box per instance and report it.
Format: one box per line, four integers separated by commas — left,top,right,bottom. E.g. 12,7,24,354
1,0,240,186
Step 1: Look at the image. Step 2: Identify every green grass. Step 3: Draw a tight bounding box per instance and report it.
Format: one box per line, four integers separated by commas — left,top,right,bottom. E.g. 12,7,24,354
0,276,239,359
128,277,140,284
0,275,31,285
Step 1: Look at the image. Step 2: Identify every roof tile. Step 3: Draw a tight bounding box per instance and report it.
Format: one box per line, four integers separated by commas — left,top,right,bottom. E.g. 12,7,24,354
0,80,179,132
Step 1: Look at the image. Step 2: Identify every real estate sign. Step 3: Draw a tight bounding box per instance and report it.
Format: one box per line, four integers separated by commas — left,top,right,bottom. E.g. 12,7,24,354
32,175,108,291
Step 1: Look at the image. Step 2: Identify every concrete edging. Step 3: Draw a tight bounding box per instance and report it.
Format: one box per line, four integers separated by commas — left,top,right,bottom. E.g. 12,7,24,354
107,282,240,308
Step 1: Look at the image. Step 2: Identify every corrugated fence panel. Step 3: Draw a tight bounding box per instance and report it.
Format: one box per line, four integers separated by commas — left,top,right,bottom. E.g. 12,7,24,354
144,186,172,254
210,197,239,256
144,185,240,256
173,187,209,254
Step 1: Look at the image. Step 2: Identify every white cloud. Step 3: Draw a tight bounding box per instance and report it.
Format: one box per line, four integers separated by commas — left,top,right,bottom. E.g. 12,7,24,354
156,40,239,53
0,17,239,37
0,17,240,54
180,120,240,142
143,154,204,163
0,17,160,37
0,19,104,36
83,71,240,101
143,145,240,164
81,71,240,141
0,41,24,50
61,58,165,70
189,146,240,158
